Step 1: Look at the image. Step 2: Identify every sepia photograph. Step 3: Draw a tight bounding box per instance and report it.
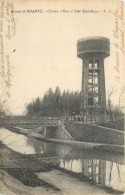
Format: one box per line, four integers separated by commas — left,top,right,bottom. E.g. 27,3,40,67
0,0,125,194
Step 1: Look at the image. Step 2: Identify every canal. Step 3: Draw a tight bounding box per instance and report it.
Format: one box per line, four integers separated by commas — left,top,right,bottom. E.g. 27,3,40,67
1,128,125,193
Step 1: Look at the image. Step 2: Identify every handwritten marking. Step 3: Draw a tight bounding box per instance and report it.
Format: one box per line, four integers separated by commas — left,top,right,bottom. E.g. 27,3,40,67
0,0,17,100
0,33,4,77
111,1,124,84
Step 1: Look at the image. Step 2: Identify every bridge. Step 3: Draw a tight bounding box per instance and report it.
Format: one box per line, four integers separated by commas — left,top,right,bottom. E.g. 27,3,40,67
0,116,124,154
0,116,59,128
0,116,73,142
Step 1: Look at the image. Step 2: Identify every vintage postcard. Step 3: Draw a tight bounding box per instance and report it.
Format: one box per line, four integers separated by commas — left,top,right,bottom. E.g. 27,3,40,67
0,0,125,194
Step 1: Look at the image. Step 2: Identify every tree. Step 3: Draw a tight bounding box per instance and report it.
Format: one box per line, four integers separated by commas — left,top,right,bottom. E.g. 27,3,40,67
107,86,115,122
25,86,81,118
118,86,125,111
46,88,54,116
107,86,125,123
0,98,8,117
34,97,41,116
54,86,61,118
113,86,125,121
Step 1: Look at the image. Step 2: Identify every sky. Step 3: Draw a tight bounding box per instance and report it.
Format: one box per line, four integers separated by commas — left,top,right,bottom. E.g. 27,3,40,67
1,0,124,115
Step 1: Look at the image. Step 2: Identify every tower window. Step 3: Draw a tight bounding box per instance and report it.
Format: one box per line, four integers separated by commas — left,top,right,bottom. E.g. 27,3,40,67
95,87,98,93
95,78,98,84
88,87,93,92
89,78,93,84
89,60,93,68
94,72,99,76
94,97,99,104
88,97,94,105
94,59,99,68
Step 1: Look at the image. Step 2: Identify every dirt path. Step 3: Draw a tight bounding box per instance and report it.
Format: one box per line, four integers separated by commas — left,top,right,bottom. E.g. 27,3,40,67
0,169,62,195
38,170,112,195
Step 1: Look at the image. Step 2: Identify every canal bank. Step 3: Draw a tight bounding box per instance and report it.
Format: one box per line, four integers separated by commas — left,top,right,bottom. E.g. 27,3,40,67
0,128,125,194
1,168,121,195
0,141,119,195
0,169,62,195
38,170,123,195
4,125,125,154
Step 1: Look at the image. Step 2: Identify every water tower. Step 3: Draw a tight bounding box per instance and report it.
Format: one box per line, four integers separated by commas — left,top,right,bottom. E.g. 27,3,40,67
77,37,110,123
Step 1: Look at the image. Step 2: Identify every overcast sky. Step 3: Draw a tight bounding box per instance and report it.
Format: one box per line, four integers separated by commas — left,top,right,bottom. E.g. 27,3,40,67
2,0,124,115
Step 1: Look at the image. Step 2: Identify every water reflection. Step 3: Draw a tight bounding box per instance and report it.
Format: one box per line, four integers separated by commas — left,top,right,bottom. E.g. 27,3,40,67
26,133,125,192
27,138,46,154
1,128,125,192
1,128,36,154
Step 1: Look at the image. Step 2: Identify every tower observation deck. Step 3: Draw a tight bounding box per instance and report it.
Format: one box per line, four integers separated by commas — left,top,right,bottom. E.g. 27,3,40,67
77,36,110,123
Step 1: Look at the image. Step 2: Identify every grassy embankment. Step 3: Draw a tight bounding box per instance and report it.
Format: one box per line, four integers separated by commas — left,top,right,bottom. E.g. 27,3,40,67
0,141,60,191
64,121,124,146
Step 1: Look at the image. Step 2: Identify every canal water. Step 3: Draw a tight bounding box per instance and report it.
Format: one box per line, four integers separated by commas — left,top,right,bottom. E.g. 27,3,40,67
1,128,125,192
